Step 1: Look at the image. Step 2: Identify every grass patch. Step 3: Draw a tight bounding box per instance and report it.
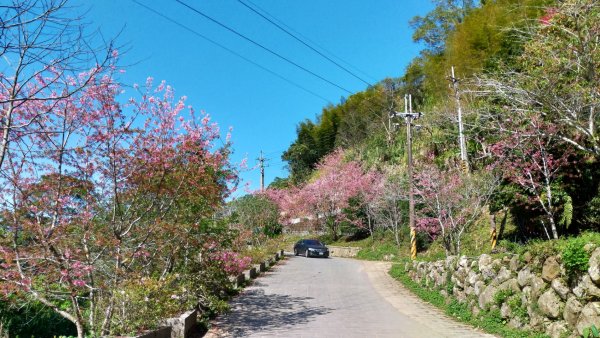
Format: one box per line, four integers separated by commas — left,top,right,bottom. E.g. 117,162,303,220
322,235,375,248
389,262,549,338
513,232,600,257
240,234,300,264
320,232,404,261
356,242,401,261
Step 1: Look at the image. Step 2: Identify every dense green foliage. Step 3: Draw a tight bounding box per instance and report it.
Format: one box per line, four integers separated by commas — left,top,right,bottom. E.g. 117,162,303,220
282,84,398,183
228,194,282,240
562,238,591,279
0,299,76,337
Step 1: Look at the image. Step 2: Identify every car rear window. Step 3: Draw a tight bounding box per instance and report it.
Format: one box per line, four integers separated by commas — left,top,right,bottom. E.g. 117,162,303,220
304,240,322,245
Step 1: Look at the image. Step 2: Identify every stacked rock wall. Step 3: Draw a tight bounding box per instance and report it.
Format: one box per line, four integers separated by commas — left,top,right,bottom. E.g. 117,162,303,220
405,248,600,338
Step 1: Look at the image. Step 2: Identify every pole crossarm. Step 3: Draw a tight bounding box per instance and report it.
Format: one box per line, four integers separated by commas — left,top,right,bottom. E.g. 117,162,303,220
390,112,423,120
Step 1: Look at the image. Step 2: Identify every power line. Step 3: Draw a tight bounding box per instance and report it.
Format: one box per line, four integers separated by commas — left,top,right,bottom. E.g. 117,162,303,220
236,0,372,87
244,0,378,83
175,0,353,94
131,0,330,103
264,148,287,156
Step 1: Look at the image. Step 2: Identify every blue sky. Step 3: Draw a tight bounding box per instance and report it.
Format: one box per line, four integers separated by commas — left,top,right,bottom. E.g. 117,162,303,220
77,0,433,196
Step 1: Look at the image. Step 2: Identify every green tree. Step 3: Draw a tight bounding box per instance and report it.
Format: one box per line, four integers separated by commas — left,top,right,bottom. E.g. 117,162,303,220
230,194,282,240
282,120,320,183
410,0,478,53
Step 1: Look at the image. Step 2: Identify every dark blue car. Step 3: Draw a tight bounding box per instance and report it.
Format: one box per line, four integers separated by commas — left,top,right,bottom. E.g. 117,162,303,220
293,239,329,258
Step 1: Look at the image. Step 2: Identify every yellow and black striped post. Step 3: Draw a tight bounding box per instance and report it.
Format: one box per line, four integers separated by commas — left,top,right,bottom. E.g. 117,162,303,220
461,159,469,174
490,227,498,251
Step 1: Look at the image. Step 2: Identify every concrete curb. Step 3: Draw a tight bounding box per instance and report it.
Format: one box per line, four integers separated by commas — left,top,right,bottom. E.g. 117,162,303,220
231,250,286,289
160,309,197,338
132,326,171,338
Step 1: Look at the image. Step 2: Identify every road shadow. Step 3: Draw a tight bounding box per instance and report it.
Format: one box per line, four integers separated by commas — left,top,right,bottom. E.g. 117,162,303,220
212,288,332,336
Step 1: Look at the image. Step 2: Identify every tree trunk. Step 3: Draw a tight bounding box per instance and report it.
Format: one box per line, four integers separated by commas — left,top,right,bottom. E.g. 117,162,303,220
548,216,559,240
393,222,400,246
100,298,114,335
0,102,15,170
76,321,85,338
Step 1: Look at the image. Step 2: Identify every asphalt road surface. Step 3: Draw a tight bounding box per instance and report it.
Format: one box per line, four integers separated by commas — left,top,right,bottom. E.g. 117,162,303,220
205,255,497,338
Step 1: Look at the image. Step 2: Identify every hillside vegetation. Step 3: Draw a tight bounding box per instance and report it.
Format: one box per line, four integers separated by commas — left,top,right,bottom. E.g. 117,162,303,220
266,0,600,256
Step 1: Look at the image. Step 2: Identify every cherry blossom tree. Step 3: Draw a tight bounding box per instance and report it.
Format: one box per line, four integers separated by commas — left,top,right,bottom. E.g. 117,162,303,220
303,151,378,240
361,170,385,237
488,116,574,240
262,185,306,231
415,162,498,255
0,0,116,170
367,168,407,246
265,150,377,240
0,72,236,336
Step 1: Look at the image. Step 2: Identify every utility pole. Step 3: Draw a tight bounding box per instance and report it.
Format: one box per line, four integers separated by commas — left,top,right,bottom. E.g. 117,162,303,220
450,66,469,173
257,151,266,192
451,67,497,251
391,94,422,260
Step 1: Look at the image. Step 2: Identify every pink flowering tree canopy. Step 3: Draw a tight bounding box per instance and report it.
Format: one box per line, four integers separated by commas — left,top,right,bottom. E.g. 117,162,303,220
0,68,239,336
265,150,378,240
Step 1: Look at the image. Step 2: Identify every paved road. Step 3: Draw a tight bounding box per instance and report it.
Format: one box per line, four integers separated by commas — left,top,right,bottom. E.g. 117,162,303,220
205,255,496,338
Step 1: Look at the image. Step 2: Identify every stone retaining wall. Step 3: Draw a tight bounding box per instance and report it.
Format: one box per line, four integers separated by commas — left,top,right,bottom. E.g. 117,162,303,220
329,246,361,258
405,247,600,338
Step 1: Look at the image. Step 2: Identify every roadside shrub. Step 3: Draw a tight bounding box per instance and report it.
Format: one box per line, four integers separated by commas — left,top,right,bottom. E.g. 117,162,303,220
498,239,520,253
264,222,283,237
562,237,590,280
518,239,561,261
494,289,514,307
213,251,252,275
104,276,195,336
416,231,433,252
582,190,600,229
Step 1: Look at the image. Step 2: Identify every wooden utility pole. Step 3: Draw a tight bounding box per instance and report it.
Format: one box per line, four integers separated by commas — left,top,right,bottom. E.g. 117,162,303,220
391,94,422,260
450,66,469,173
